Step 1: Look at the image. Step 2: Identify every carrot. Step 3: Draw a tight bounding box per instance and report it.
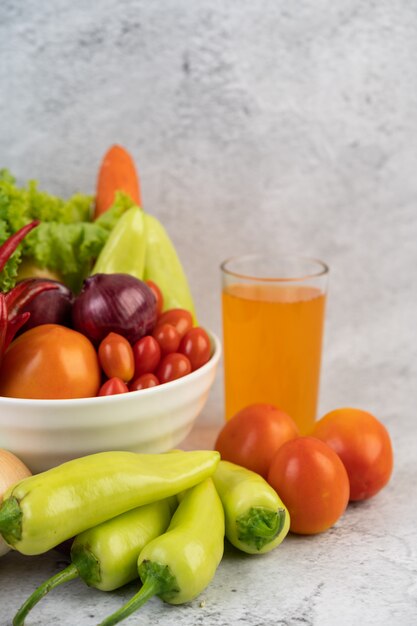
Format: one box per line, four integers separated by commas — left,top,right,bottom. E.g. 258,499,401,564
94,145,142,218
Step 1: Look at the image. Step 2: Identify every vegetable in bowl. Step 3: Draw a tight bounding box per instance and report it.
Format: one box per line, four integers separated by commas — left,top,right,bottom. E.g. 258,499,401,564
0,169,134,292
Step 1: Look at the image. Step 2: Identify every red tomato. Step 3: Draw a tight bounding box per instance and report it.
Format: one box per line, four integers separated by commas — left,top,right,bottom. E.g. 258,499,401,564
145,280,163,317
312,407,394,501
0,324,101,399
98,377,129,396
152,323,181,355
214,404,300,478
129,373,159,391
156,353,192,384
98,332,135,382
132,335,161,377
179,327,211,371
268,437,350,535
157,309,193,339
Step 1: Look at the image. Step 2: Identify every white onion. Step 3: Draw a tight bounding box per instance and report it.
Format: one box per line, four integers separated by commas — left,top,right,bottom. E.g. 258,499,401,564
0,449,32,556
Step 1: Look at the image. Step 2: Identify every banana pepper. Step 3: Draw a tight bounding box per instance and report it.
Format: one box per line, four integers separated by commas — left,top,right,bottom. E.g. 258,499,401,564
143,212,197,321
212,460,290,554
92,206,146,278
0,450,220,555
99,477,224,626
13,498,177,626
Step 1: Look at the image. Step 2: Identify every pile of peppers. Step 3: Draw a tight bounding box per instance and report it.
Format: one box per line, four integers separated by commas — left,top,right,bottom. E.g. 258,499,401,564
0,221,57,365
0,450,290,625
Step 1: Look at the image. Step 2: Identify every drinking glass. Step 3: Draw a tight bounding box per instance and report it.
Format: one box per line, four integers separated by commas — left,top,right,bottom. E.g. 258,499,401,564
221,254,329,434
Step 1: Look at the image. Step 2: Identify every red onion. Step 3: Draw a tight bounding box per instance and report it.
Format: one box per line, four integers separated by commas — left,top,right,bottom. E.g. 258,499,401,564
72,273,157,345
18,280,74,333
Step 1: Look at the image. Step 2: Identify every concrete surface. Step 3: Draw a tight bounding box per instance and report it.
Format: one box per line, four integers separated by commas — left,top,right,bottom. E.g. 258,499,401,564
0,1,416,624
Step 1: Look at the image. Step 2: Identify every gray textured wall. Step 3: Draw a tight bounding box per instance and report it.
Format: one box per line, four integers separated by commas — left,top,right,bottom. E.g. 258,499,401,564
1,0,416,421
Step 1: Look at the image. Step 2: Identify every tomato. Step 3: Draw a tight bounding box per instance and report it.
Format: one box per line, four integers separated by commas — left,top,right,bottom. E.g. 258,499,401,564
129,373,159,391
132,335,161,377
157,309,193,339
312,407,394,501
152,323,181,355
267,437,350,535
0,324,101,399
98,332,134,382
98,377,129,396
214,404,299,478
145,280,163,317
179,327,211,371
156,353,192,384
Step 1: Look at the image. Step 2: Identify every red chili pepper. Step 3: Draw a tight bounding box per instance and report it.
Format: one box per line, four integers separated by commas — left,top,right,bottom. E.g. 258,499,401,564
0,221,59,364
5,278,57,319
0,221,40,273
4,312,31,352
0,294,7,359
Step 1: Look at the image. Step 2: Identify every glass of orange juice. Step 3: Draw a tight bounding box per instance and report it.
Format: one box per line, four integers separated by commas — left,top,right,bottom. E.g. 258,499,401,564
221,254,329,434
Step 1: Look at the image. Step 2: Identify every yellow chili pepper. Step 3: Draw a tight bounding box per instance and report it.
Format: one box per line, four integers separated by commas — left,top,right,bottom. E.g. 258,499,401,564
143,213,197,321
92,206,146,278
212,460,290,554
0,450,220,555
98,478,224,626
13,498,177,626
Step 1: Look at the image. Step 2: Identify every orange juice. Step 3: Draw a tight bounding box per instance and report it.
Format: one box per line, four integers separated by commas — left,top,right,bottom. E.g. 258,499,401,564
222,283,326,433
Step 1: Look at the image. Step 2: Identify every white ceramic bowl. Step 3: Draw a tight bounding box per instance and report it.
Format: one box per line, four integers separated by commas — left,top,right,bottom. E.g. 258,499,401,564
0,332,221,473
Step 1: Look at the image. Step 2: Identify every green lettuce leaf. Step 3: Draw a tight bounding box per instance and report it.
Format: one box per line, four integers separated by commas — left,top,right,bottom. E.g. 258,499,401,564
0,218,21,292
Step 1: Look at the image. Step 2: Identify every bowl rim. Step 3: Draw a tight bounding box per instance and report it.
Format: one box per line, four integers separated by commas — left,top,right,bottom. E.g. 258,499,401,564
0,330,221,407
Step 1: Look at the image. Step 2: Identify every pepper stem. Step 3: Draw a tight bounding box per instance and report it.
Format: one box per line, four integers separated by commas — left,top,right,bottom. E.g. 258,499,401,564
13,564,79,626
236,506,287,551
98,577,159,626
98,561,179,626
0,497,22,546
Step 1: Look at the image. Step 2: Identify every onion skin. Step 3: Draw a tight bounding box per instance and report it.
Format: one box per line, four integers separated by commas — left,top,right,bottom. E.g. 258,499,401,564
0,449,32,556
72,273,157,345
18,280,74,333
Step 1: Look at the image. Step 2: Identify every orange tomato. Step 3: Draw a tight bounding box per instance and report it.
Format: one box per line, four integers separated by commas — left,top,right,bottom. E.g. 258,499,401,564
156,309,193,339
0,324,101,399
268,437,350,535
312,407,394,501
98,332,134,382
214,404,300,478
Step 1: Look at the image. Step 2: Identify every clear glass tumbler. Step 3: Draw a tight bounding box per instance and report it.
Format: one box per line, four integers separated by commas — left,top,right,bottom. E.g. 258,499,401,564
221,254,329,434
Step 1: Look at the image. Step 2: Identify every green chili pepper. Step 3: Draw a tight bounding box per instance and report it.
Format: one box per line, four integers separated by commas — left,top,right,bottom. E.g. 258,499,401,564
92,206,147,278
0,450,220,555
13,498,177,626
143,213,197,321
98,477,224,626
212,460,290,554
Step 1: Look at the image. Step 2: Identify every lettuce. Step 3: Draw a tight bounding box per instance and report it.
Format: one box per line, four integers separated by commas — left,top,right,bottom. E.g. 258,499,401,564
0,170,134,292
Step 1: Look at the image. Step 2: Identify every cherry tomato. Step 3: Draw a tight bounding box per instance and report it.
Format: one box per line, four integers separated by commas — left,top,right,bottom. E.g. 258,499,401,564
0,324,101,399
179,327,211,371
214,404,299,478
132,335,161,377
129,373,159,391
268,437,350,535
98,377,129,396
152,323,181,355
157,309,193,339
145,280,163,317
98,332,135,382
156,353,192,384
312,407,394,501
